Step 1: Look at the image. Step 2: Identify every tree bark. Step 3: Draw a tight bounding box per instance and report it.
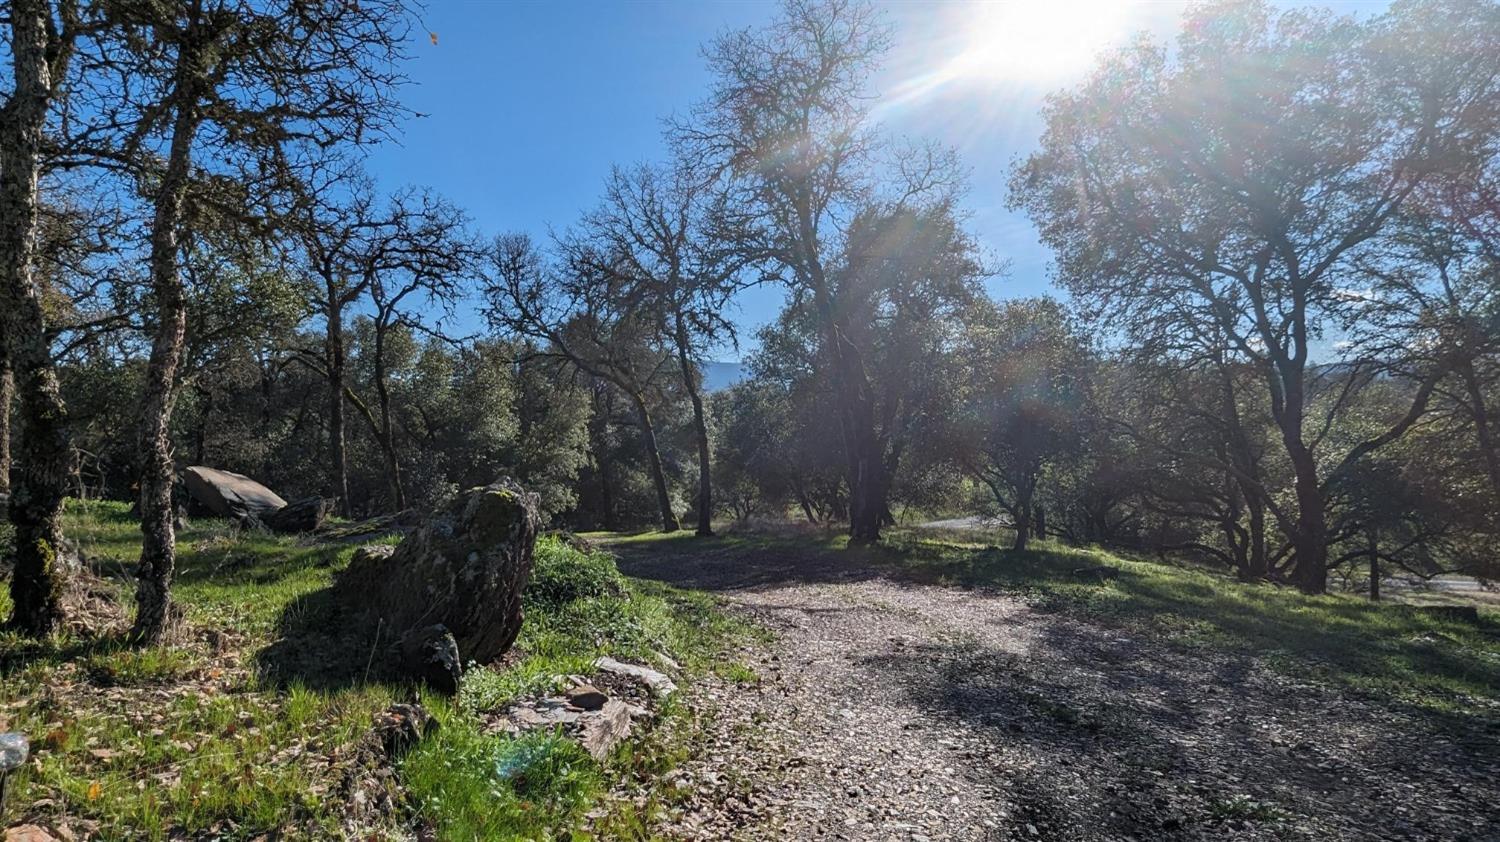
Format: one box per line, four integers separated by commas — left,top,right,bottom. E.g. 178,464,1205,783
1267,352,1329,594
0,350,12,496
627,390,679,533
325,296,350,516
132,54,200,643
672,316,713,536
1013,487,1033,552
1,0,74,636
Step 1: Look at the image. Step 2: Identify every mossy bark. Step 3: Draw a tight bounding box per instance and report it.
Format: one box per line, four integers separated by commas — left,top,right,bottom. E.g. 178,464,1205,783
1,0,73,636
1,351,12,495
132,60,199,643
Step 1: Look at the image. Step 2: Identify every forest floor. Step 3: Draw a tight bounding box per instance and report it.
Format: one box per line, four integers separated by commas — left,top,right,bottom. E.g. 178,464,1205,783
0,501,763,841
601,527,1500,842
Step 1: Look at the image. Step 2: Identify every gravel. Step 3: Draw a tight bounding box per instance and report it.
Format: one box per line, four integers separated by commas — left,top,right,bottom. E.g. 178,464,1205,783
608,540,1500,842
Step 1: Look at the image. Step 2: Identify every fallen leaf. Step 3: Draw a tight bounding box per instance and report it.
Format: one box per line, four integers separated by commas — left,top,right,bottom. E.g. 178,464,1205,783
86,781,102,801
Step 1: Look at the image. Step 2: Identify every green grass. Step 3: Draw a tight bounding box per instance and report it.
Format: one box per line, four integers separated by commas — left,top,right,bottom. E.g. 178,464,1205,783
0,501,756,841
867,530,1500,715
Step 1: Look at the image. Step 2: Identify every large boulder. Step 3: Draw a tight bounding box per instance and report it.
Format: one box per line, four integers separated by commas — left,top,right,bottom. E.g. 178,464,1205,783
339,479,542,673
183,466,286,524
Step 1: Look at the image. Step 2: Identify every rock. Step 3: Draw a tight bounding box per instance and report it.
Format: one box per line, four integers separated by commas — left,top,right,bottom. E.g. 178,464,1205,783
348,544,396,568
182,466,286,524
3,826,59,842
595,656,678,698
371,703,436,759
337,479,541,667
263,496,332,534
578,700,633,762
566,684,608,711
393,624,463,695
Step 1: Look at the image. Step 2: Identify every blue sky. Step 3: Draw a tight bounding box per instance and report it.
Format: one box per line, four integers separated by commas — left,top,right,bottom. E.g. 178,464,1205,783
368,0,1386,359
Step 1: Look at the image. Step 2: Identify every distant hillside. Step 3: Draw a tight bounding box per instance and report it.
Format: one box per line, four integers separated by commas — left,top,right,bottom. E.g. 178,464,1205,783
702,361,747,392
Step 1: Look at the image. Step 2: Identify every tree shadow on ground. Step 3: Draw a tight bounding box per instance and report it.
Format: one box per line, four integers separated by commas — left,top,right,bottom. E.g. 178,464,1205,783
878,536,1500,723
253,578,401,692
862,620,1500,841
609,527,1500,718
603,531,886,592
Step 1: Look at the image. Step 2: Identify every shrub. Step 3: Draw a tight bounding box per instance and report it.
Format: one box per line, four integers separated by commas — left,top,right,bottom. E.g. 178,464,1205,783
524,537,625,610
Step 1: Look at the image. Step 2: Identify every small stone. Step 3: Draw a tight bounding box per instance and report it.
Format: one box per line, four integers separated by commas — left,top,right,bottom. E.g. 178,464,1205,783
566,684,608,711
3,827,59,842
595,656,678,697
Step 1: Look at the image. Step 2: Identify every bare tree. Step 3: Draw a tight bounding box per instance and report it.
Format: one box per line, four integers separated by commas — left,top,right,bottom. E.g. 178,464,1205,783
679,0,969,544
364,190,477,511
485,233,682,533
296,178,473,515
572,163,755,536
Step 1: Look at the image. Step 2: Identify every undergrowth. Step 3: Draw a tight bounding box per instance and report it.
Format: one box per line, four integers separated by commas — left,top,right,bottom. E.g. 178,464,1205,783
0,501,755,841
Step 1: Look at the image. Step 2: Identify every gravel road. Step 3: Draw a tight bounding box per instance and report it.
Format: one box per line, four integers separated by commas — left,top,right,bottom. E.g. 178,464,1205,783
604,537,1500,842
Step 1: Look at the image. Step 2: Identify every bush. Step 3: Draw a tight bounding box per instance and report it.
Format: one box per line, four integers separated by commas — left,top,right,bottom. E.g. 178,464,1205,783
524,537,625,610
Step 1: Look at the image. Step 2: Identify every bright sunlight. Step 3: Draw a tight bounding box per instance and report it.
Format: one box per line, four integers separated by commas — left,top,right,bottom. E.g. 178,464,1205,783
950,0,1136,82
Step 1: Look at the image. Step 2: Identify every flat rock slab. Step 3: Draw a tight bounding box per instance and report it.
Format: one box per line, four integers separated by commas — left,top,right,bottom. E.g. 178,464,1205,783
595,656,677,698
183,466,286,522
579,700,633,761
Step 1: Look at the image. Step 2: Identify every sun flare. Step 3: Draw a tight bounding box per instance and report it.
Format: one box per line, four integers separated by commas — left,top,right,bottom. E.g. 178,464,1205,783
880,1,1140,114
951,0,1136,82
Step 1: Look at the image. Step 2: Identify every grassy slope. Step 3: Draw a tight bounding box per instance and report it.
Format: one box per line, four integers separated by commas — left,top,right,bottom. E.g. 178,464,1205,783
0,501,759,841
877,529,1500,716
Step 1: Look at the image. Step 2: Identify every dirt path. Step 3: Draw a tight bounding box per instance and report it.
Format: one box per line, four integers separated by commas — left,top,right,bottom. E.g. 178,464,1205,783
605,537,1500,842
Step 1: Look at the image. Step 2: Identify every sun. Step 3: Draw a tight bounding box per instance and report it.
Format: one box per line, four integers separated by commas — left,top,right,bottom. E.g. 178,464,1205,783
948,1,1136,83
880,1,1139,114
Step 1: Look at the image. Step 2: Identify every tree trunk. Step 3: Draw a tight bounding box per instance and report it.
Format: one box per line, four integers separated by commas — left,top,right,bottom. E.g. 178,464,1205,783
1286,443,1328,594
588,385,618,531
372,318,406,511
1,0,73,636
132,71,200,643
1244,492,1268,581
1271,359,1328,594
1034,504,1046,541
1368,534,1381,603
1458,360,1500,504
1013,494,1033,552
0,350,12,495
798,208,887,545
325,297,350,516
672,317,713,536
628,390,679,533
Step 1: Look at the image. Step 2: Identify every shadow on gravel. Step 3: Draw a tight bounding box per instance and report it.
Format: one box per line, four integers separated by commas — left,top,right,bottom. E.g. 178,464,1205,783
861,621,1500,841
603,532,888,592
